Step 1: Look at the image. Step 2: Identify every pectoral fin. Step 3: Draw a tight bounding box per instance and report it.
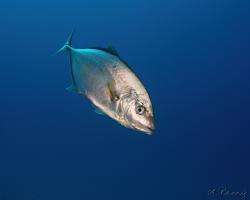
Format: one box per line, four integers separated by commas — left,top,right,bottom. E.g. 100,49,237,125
107,80,119,102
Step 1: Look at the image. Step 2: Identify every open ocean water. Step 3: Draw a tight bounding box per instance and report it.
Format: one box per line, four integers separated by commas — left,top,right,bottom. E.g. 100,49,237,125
0,0,250,199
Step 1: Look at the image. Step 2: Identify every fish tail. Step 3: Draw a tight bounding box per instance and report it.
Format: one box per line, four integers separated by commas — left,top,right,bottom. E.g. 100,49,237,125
56,31,74,54
56,31,77,91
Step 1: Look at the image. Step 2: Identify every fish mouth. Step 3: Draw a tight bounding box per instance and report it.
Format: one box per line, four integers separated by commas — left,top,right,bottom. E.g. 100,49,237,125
145,124,156,134
133,123,155,135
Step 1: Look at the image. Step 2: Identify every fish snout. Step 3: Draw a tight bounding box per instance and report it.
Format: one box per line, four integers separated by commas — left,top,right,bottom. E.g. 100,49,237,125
146,115,155,133
136,115,155,135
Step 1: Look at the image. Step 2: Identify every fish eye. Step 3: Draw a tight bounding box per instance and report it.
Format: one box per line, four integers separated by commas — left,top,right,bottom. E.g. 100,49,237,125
136,105,145,115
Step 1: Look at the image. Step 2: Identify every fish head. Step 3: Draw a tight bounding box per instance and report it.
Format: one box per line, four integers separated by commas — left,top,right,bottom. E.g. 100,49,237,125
122,89,155,134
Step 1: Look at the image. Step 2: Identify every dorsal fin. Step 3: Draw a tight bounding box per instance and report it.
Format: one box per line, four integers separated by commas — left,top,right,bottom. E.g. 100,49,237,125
88,46,120,57
107,46,119,56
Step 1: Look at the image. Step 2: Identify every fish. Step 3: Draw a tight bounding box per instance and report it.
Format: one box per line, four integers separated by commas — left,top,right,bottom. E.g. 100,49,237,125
57,32,155,134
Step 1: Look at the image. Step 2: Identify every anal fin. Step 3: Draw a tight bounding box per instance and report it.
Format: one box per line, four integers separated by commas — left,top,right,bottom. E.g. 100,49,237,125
66,84,79,93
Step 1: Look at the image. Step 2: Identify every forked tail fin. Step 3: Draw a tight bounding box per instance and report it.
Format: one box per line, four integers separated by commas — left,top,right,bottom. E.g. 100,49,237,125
56,31,74,54
56,31,77,92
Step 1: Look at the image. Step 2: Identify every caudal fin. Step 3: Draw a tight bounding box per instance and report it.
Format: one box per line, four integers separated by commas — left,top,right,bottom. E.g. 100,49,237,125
56,31,74,54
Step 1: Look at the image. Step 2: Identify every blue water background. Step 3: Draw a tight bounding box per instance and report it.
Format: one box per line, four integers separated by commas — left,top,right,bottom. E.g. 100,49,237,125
0,0,250,199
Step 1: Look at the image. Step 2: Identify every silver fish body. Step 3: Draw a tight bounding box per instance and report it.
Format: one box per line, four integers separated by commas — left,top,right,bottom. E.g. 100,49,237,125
59,33,155,134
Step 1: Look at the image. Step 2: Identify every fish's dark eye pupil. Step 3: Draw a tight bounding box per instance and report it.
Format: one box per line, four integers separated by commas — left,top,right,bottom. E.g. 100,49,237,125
136,106,145,115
